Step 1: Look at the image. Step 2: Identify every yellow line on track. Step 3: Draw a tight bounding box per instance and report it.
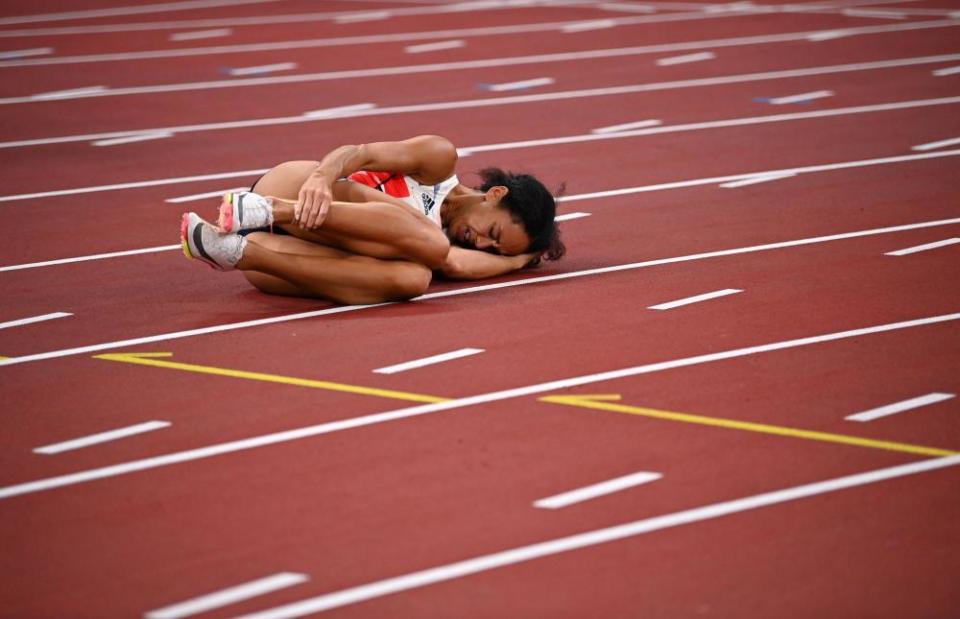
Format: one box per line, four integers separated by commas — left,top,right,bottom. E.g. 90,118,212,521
94,352,450,404
540,394,958,458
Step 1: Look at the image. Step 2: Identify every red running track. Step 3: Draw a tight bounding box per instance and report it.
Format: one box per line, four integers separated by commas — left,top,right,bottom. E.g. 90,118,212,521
1,0,959,617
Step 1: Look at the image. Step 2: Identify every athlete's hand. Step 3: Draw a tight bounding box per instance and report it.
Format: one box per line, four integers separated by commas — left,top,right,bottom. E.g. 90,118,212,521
519,251,544,268
296,175,334,229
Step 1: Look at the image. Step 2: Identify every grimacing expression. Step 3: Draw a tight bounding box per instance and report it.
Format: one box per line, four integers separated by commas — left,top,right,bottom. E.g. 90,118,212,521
448,188,531,256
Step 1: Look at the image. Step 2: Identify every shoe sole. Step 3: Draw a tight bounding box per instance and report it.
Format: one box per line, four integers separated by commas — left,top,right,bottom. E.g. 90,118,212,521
180,212,218,270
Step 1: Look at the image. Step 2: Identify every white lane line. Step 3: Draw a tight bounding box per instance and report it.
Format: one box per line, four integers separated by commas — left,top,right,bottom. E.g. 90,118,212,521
558,149,960,202
483,77,555,91
598,2,659,13
554,211,591,221
0,216,956,367
805,29,851,41
765,90,834,105
845,393,956,422
0,244,180,273
0,47,53,59
0,312,71,330
92,131,173,147
12,35,956,106
0,0,285,26
912,136,960,151
144,573,309,619
1,314,957,499
373,348,485,375
7,53,958,151
2,146,959,271
648,288,742,310
234,456,960,617
302,103,377,118
933,66,960,76
29,85,106,100
719,172,796,187
0,0,932,39
34,421,171,455
333,11,392,23
169,28,232,41
534,471,662,509
165,188,245,203
842,8,905,19
405,39,465,53
227,62,297,76
884,237,960,256
561,19,618,32
656,51,716,65
591,119,662,134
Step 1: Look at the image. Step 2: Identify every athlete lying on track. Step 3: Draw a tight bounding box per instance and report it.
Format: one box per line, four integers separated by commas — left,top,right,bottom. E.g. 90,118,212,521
180,135,565,305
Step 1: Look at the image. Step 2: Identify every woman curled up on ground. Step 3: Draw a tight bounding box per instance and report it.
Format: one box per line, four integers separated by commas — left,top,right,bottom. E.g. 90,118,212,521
180,135,565,305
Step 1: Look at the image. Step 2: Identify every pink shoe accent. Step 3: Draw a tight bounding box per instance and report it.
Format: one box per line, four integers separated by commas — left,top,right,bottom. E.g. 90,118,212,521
217,193,235,233
180,212,192,259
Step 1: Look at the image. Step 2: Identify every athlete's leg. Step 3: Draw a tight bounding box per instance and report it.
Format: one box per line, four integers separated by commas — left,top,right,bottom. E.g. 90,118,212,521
250,161,450,268
238,231,432,305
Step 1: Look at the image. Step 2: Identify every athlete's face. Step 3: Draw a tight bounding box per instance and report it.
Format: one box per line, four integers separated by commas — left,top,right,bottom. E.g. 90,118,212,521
449,187,531,256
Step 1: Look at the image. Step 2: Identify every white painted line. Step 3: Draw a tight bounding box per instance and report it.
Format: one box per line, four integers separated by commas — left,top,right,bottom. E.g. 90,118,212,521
227,62,297,76
884,237,960,256
34,421,171,455
720,172,796,187
0,47,53,59
766,90,834,105
805,29,850,41
554,211,591,221
92,131,173,147
0,312,72,330
405,39,465,53
303,103,377,118
912,136,960,151
534,471,662,508
0,0,285,26
648,288,742,310
656,51,715,65
169,28,232,41
484,77,554,91
1,314,957,498
144,573,309,619
561,19,618,32
235,456,960,616
0,244,180,273
933,65,960,76
591,118,662,134
334,11,391,23
845,393,955,422
842,8,905,19
3,147,959,270
7,54,956,150
165,187,246,203
30,85,106,100
373,348,485,374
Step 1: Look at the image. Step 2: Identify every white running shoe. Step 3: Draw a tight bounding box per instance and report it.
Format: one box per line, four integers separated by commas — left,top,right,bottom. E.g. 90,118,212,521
181,212,246,270
217,191,274,233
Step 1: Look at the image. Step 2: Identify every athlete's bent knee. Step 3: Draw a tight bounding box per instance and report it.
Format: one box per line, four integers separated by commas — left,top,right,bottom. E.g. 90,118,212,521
389,263,432,301
413,228,451,270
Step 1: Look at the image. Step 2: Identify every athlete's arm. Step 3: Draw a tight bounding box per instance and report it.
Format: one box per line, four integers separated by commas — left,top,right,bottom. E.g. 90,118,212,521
296,135,458,229
437,246,540,281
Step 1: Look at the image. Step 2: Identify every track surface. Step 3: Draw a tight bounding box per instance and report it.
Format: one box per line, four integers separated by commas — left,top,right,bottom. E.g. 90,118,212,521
1,0,959,617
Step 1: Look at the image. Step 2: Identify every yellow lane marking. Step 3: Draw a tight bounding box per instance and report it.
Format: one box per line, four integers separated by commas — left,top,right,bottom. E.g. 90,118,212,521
95,352,450,404
540,394,958,458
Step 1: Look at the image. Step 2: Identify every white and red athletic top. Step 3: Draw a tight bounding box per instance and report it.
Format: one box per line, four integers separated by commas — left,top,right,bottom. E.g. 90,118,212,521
347,171,459,228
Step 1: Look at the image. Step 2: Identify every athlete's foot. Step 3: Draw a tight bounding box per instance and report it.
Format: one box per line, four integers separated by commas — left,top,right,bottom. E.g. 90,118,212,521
217,191,274,233
181,212,246,270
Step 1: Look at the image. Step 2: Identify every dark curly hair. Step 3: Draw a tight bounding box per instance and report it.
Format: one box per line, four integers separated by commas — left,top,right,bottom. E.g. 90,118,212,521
477,167,565,261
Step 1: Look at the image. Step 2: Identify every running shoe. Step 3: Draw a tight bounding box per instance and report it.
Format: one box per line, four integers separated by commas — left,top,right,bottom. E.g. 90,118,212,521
181,212,246,270
217,191,274,233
